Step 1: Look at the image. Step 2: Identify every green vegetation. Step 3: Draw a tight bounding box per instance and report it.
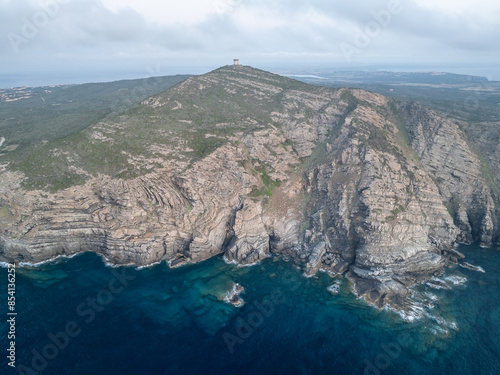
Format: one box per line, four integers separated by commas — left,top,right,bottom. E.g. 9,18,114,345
0,75,191,191
385,204,406,221
250,165,281,197
1,65,333,192
301,74,500,124
302,73,500,191
444,201,457,218
443,194,465,219
0,75,190,151
335,90,358,130
190,131,227,158
300,90,358,172
0,206,11,218
5,63,497,208
388,101,411,147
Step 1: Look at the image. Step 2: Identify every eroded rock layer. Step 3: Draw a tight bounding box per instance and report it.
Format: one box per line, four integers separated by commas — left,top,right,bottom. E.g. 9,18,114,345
0,65,498,308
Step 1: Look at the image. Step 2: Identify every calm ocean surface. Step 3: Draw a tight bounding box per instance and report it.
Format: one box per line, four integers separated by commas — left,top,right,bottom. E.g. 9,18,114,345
1,244,499,375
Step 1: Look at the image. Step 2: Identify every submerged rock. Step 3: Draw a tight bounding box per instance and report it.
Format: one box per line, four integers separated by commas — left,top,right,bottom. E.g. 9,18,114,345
426,278,451,290
0,65,498,310
327,280,342,295
223,283,245,307
459,262,486,273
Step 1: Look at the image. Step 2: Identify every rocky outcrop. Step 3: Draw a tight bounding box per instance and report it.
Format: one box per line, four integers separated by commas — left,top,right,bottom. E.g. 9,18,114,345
0,65,498,310
300,91,459,307
0,138,303,268
401,102,499,247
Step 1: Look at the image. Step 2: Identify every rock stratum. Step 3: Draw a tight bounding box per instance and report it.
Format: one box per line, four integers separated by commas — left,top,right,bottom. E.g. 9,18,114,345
0,65,498,309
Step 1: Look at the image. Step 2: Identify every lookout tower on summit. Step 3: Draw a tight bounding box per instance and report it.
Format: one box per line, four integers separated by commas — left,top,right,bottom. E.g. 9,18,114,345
233,59,240,66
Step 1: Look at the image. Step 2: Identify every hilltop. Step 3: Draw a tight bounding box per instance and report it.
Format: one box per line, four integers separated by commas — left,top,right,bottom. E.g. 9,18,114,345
0,65,498,309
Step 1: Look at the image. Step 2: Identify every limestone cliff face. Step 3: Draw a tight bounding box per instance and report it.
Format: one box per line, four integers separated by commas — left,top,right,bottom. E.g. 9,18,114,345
401,103,499,247
300,91,459,307
0,66,498,309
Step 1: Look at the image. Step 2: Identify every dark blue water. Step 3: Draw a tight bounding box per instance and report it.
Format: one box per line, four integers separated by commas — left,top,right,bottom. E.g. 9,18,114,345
1,244,499,375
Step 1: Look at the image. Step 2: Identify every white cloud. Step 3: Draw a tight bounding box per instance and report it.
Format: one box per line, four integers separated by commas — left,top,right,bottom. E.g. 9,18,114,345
413,0,498,14
100,0,218,26
232,6,287,32
1,0,499,85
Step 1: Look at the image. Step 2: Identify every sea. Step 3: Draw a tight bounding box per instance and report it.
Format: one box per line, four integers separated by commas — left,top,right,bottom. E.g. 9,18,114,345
1,244,499,375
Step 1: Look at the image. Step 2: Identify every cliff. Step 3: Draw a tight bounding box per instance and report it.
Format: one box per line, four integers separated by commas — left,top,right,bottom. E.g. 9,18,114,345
0,65,498,309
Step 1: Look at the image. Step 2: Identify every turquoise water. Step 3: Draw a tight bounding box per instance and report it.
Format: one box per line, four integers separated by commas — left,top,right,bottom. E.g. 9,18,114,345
1,244,499,375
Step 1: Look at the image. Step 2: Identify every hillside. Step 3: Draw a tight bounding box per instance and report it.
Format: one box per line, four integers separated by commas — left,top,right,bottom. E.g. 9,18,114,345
0,74,190,162
291,71,500,184
0,65,498,310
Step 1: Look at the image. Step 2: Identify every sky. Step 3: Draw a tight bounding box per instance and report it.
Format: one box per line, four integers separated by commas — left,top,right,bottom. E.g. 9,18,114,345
1,0,499,86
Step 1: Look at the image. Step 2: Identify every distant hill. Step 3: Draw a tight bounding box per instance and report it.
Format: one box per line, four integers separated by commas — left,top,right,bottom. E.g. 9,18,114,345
286,70,500,183
0,75,190,151
0,65,498,312
287,70,489,85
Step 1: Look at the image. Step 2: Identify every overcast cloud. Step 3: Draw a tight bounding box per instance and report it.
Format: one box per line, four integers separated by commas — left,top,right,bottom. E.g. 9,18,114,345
1,0,499,86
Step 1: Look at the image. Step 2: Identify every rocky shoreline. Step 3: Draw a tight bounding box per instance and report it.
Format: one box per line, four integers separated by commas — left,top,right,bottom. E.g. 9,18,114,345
1,66,498,310
223,283,245,307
